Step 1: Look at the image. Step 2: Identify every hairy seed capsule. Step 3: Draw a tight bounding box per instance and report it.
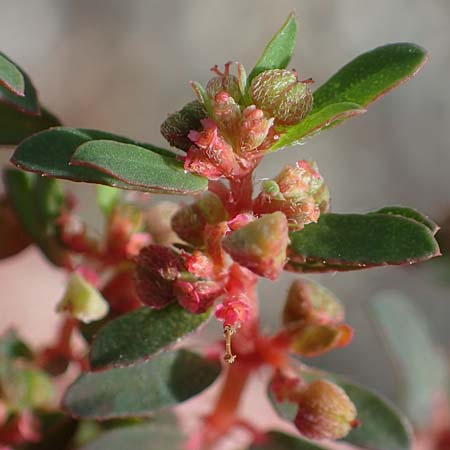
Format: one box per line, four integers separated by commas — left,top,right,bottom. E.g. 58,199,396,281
250,69,313,125
160,101,208,151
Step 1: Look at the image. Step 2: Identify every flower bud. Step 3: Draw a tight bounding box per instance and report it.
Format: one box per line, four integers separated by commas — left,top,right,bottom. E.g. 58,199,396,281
134,245,184,309
211,91,241,136
206,63,242,102
283,279,344,326
222,212,288,280
56,273,109,323
250,69,313,125
174,279,222,314
171,192,228,246
215,294,250,328
238,106,274,154
295,379,357,440
160,100,208,151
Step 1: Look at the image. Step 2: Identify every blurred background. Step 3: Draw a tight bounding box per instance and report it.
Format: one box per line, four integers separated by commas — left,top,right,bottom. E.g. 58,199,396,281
0,0,449,408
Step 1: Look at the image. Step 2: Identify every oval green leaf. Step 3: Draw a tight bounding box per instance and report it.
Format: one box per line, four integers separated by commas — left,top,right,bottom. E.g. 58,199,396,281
0,103,60,146
79,423,183,450
370,291,448,427
287,212,440,271
0,52,25,96
11,127,206,194
247,13,298,87
71,139,207,195
313,43,428,111
63,350,221,419
269,102,366,151
269,368,412,450
371,206,439,234
0,51,39,114
249,431,327,450
90,305,211,369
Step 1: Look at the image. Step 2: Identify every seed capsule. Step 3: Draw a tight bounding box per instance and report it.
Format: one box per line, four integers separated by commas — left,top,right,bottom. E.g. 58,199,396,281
160,100,208,151
250,69,313,125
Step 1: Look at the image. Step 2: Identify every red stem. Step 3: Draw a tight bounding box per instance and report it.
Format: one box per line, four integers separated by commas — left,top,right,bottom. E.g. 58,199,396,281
229,173,254,214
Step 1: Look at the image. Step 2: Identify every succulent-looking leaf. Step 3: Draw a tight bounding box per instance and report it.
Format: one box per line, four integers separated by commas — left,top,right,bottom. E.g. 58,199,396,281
0,51,39,114
63,350,221,419
11,127,206,194
287,212,440,272
0,330,33,360
269,102,366,151
89,305,211,369
370,291,448,427
78,423,183,450
313,43,428,111
71,140,207,195
247,13,298,87
269,367,412,450
3,168,67,266
248,430,328,450
0,52,25,96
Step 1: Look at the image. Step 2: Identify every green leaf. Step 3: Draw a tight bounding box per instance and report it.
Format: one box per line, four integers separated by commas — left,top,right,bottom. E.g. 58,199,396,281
78,423,183,450
269,102,366,151
0,330,33,360
269,367,412,450
11,127,206,194
370,291,448,427
96,185,121,216
248,431,327,450
71,139,207,195
3,168,67,266
287,212,440,272
371,206,439,234
0,52,25,95
247,13,298,87
0,51,39,114
90,305,211,369
63,350,221,419
313,43,428,111
0,102,60,146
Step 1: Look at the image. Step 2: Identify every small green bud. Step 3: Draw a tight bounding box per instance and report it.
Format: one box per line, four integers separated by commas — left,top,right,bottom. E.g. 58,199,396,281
206,63,242,102
56,273,109,323
250,69,313,125
160,100,208,151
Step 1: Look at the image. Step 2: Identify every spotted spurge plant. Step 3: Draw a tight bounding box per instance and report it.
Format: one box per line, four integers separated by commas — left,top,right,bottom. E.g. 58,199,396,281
0,13,441,450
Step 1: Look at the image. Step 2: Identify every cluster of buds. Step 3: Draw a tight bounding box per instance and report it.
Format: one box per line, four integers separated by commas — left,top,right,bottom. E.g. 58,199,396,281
278,278,353,357
254,160,330,230
161,62,315,181
270,370,358,440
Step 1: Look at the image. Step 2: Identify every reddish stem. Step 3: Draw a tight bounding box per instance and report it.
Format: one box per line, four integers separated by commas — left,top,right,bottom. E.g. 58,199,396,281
229,173,254,214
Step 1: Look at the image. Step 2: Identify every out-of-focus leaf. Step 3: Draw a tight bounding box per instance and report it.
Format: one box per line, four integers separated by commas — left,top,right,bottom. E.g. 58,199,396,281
90,305,211,369
287,212,440,272
0,196,31,258
63,350,221,419
71,140,207,195
247,13,298,86
3,168,67,266
96,185,121,216
0,51,39,114
0,52,25,95
248,431,328,450
270,102,366,151
269,366,412,450
78,423,183,450
313,43,428,110
0,103,60,146
0,329,33,360
12,127,207,194
370,291,449,426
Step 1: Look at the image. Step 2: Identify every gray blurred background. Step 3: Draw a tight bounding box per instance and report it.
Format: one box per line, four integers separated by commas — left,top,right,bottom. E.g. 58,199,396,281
0,0,449,404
